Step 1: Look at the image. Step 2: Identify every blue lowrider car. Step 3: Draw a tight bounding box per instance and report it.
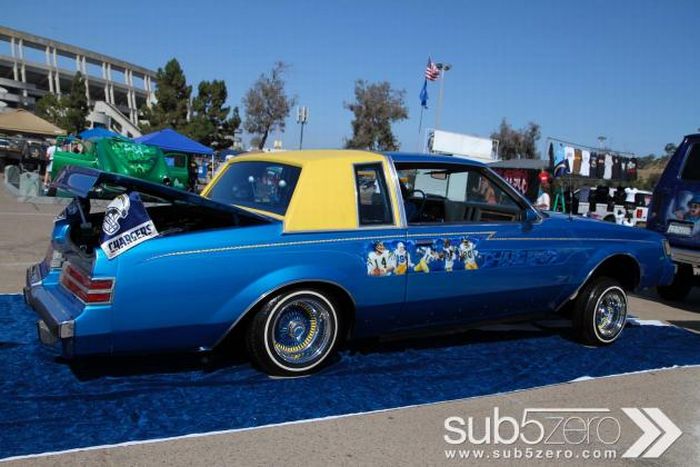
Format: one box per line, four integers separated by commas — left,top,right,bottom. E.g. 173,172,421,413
24,150,675,375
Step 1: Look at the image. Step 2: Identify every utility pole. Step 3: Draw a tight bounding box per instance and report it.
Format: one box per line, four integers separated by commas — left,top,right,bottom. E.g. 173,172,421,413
434,62,452,131
296,106,309,150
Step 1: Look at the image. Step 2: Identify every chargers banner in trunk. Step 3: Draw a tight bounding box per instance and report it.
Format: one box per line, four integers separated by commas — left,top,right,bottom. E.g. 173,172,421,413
99,192,158,259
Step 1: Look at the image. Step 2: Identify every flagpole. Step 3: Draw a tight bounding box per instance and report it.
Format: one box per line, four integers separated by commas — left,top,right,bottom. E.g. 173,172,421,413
417,105,424,152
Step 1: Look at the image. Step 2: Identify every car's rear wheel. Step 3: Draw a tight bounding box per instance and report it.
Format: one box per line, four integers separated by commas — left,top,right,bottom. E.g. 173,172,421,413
657,263,693,301
246,289,340,376
573,277,627,345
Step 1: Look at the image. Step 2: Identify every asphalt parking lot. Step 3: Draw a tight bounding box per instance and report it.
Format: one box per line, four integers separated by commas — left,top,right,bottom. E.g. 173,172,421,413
1,181,699,466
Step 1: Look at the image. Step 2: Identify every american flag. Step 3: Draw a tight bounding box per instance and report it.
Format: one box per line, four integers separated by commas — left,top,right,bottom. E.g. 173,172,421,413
425,58,440,81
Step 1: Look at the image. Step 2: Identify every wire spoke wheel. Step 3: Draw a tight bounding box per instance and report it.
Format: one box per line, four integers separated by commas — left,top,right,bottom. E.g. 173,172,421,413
270,295,333,365
573,277,628,346
594,287,627,340
248,289,340,376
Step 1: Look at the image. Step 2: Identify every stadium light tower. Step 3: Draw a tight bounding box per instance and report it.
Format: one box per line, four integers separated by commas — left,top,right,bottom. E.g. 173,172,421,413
597,136,607,150
297,106,309,150
434,62,452,131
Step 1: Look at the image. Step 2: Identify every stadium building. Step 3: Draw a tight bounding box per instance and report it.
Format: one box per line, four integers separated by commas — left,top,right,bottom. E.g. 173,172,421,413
0,25,156,137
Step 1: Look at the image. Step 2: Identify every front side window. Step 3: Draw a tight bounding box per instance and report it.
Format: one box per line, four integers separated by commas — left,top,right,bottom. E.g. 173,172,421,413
206,161,301,215
680,144,700,181
396,163,521,224
354,163,394,226
164,153,187,168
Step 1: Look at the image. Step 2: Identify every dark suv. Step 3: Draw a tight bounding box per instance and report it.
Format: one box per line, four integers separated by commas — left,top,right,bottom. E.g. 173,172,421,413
647,134,700,300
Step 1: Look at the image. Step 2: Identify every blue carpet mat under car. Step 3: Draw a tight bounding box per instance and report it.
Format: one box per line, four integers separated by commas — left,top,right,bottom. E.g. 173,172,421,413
1,294,700,459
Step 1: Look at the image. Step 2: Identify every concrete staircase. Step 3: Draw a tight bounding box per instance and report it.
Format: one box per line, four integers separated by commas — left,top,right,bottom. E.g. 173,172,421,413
88,101,142,138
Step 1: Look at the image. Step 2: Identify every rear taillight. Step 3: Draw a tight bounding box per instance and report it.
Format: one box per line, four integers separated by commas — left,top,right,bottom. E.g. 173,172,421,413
60,263,114,304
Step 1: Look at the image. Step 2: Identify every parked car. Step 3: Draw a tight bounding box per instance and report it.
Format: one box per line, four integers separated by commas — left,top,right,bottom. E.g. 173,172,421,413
24,151,674,376
647,133,700,300
0,135,28,171
51,137,189,189
20,138,49,173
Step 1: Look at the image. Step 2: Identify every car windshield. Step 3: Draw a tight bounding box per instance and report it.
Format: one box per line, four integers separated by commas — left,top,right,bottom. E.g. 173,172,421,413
206,161,301,215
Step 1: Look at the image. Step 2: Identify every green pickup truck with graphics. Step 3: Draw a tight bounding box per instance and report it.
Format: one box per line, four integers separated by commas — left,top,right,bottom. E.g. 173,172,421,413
51,138,189,189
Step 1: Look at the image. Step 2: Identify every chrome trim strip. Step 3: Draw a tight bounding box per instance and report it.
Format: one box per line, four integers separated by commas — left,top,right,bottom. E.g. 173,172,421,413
147,234,403,261
489,237,655,243
211,279,357,348
408,231,497,239
386,157,408,228
148,232,658,261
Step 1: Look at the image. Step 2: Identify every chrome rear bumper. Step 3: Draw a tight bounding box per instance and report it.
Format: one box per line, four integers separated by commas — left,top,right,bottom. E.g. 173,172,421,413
24,264,75,349
670,247,700,268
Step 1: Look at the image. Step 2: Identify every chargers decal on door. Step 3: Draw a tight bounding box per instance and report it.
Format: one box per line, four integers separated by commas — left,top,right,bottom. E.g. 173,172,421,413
365,236,485,276
365,236,564,276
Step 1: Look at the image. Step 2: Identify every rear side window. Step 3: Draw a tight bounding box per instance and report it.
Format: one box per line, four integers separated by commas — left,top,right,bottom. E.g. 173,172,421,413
206,161,301,215
680,144,700,181
354,163,394,226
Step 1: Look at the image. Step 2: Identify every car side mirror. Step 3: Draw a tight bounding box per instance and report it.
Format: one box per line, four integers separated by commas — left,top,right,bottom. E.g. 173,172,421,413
523,208,539,224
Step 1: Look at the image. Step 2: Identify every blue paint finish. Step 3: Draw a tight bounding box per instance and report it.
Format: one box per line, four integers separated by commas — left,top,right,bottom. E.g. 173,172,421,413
1,295,700,460
26,157,674,359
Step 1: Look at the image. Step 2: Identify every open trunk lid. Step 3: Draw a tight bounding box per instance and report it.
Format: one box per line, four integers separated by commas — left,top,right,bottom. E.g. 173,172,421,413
52,165,272,223
50,166,273,267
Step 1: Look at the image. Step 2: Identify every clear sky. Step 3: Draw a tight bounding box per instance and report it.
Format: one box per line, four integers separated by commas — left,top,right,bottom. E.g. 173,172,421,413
2,0,699,156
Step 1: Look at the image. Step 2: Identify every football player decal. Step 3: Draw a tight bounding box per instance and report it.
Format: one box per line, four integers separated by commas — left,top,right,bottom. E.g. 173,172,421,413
442,239,456,272
367,241,394,276
392,242,413,275
459,238,479,270
413,245,437,273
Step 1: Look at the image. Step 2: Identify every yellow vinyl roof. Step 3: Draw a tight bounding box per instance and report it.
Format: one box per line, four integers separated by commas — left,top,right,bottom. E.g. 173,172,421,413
202,150,402,232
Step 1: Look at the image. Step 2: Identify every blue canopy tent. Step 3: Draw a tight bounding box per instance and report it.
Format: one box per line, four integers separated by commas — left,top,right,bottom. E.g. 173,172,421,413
134,128,213,155
79,127,122,140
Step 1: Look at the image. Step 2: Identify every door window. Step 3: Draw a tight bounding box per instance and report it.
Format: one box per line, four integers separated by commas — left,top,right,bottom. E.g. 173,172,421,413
396,163,521,224
354,163,394,226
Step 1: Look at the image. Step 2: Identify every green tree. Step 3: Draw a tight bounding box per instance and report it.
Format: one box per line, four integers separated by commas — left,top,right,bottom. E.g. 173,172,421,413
141,58,191,132
35,93,67,129
61,71,89,134
186,80,240,149
664,142,678,158
242,62,295,150
344,80,408,151
491,119,541,160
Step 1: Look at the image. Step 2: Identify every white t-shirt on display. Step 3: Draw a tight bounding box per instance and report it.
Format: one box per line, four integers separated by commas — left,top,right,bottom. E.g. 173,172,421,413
603,154,613,180
580,150,591,176
565,146,575,173
536,192,551,210
624,187,638,203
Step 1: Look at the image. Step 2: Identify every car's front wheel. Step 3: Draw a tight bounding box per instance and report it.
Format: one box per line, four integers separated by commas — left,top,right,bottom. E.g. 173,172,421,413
246,289,340,376
573,277,627,345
